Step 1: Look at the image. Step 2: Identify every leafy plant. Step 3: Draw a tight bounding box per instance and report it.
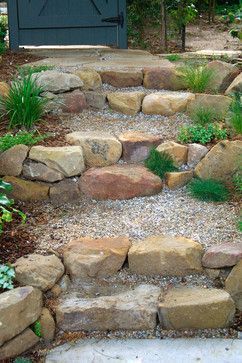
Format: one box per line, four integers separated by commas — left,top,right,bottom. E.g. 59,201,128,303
191,106,222,126
0,14,7,43
178,123,227,144
33,320,42,338
0,75,48,129
0,179,26,235
0,264,15,290
145,148,178,179
166,54,182,62
0,131,48,152
228,93,242,134
180,65,214,93
17,65,54,77
13,358,33,363
188,178,230,202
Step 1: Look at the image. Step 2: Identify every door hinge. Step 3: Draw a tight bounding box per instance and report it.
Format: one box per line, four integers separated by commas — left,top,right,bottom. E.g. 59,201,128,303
102,12,124,28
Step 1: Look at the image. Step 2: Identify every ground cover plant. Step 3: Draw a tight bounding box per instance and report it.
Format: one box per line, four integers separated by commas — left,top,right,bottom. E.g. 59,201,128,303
17,64,54,77
0,75,48,129
191,106,222,126
0,264,15,290
178,123,227,144
0,131,48,152
188,178,230,202
145,149,178,179
180,65,215,93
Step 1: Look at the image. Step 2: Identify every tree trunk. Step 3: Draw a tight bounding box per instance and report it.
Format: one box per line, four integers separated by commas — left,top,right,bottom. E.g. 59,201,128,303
181,24,186,51
160,0,167,51
209,0,216,23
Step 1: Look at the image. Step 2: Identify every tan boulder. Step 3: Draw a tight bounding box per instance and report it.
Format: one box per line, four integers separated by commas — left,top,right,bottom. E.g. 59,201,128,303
84,91,106,109
0,286,42,346
225,260,242,311
187,143,208,168
75,69,102,90
158,287,235,329
49,178,82,206
66,131,122,167
206,60,240,93
33,70,83,93
128,235,203,276
79,164,163,200
0,81,10,97
0,145,28,177
165,171,193,189
3,176,49,201
195,140,242,182
225,72,242,95
29,145,85,177
107,92,145,115
143,67,185,90
187,94,232,117
0,328,39,360
63,236,131,279
100,70,143,87
14,254,64,291
39,308,55,342
142,92,194,116
22,161,64,182
156,141,188,166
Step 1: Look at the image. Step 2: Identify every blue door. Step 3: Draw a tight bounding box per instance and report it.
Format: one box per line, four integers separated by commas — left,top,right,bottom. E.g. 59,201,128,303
8,0,127,49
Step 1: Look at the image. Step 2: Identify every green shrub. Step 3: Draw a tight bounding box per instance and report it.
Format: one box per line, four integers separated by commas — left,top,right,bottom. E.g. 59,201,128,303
166,54,181,62
0,179,26,235
191,106,222,126
17,65,54,77
228,93,242,134
233,168,242,194
0,131,48,152
0,264,15,290
188,178,230,202
145,149,178,179
178,123,227,144
13,358,33,363
180,65,214,93
0,75,48,129
33,320,42,338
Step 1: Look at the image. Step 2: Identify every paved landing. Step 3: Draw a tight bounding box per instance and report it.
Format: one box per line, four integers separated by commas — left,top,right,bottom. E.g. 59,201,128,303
45,338,242,363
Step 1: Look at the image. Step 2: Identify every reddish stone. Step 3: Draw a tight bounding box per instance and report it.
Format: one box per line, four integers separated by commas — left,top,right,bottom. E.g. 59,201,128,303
143,67,185,90
202,243,242,268
99,70,143,88
79,165,163,200
61,90,87,113
118,131,162,162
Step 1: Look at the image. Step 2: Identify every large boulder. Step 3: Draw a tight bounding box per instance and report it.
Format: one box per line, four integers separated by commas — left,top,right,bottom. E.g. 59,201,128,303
107,92,145,115
84,91,106,110
39,308,55,342
61,90,88,113
187,94,232,117
49,178,82,206
206,60,240,93
79,164,163,200
75,69,102,90
14,254,65,291
158,287,235,329
0,328,39,360
3,176,49,201
0,145,28,177
187,143,208,168
225,72,242,95
195,140,242,182
128,235,203,276
29,145,85,177
0,286,42,346
63,236,131,279
56,285,160,331
118,131,162,162
142,92,194,116
165,171,193,189
202,243,242,268
33,70,83,93
66,131,122,167
99,70,143,88
143,67,185,90
225,260,242,311
22,161,64,182
156,141,188,167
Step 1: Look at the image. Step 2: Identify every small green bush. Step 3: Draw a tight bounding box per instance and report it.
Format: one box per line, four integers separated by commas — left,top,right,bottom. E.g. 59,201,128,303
13,358,33,363
228,93,242,135
191,106,222,126
0,264,15,290
33,320,42,338
0,131,48,152
17,65,54,77
178,123,227,144
145,149,178,179
180,65,214,93
188,178,230,202
166,54,181,62
0,75,48,129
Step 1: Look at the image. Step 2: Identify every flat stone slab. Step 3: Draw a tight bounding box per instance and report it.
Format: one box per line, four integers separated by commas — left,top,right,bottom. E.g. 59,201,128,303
56,284,160,331
202,243,242,268
45,338,242,363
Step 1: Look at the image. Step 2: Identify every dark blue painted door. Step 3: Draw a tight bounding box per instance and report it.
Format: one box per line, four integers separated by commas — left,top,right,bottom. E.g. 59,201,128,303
8,0,127,49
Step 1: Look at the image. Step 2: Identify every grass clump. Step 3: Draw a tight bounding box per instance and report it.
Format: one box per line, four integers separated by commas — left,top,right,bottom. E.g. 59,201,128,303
180,65,214,93
17,64,54,77
0,131,48,152
191,106,222,126
228,93,242,134
178,123,227,144
145,149,178,179
0,75,48,129
188,178,230,202
166,54,181,62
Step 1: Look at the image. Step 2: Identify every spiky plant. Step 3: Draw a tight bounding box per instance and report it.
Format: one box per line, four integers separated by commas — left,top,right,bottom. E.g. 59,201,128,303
180,65,214,93
145,149,178,179
188,178,230,202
